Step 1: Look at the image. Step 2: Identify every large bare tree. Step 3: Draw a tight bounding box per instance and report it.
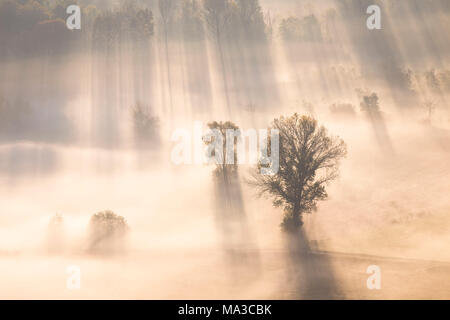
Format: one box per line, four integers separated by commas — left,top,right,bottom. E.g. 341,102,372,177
251,114,347,231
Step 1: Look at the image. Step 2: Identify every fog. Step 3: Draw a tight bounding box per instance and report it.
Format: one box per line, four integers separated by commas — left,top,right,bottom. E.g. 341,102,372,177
0,0,449,299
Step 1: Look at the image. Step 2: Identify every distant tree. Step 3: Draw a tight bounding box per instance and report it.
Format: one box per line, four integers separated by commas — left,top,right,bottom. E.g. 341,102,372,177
301,14,322,42
46,213,65,253
88,211,129,254
322,8,337,42
234,0,266,40
422,100,436,123
0,97,34,139
159,0,176,112
0,0,53,55
264,10,274,43
250,114,346,232
82,5,100,34
203,120,240,179
34,19,73,54
280,14,322,42
203,0,232,111
178,0,204,40
279,17,302,41
130,7,154,41
49,213,64,228
132,102,159,147
438,69,450,92
425,69,440,94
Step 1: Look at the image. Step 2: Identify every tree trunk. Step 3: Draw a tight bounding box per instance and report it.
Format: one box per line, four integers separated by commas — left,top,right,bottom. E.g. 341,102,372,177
292,202,303,228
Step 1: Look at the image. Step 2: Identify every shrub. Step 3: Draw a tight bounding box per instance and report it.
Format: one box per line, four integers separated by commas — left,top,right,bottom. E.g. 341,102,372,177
88,211,129,255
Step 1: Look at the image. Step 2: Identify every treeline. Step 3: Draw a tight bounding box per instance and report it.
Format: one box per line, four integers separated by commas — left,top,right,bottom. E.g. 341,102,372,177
0,0,344,58
2,0,450,56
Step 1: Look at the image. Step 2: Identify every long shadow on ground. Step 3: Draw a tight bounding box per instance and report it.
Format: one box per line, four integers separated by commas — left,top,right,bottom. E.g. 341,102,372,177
284,229,344,299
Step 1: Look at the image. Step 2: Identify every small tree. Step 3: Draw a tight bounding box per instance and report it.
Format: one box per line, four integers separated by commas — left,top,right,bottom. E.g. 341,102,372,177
132,102,159,147
250,114,346,232
88,211,129,254
203,121,240,179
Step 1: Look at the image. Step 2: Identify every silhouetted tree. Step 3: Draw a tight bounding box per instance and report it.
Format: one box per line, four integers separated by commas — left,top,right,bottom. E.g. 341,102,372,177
360,92,381,115
203,0,232,111
179,0,204,40
423,100,436,123
250,114,346,232
132,102,159,147
203,120,240,179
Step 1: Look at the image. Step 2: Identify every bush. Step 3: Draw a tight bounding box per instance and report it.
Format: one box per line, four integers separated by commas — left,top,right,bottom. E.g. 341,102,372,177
88,211,129,255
